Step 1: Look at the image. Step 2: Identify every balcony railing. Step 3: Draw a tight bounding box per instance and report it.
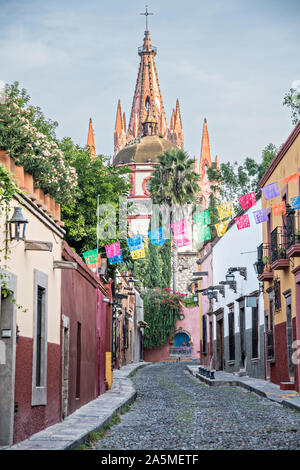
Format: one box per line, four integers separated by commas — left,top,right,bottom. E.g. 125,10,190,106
270,227,288,263
286,213,300,248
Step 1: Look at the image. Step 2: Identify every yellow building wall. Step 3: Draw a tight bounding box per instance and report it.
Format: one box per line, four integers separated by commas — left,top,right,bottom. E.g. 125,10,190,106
261,132,300,325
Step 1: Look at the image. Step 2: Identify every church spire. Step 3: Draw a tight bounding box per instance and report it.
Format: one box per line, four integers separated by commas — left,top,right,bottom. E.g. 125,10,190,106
114,99,127,156
199,118,212,177
126,28,168,146
87,118,96,159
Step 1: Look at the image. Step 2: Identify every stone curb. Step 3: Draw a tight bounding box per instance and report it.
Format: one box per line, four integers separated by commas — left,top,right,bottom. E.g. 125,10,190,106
185,366,300,412
8,362,151,451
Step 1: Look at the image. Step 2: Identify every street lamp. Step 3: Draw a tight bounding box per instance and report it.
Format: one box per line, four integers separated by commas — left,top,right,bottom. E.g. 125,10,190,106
225,272,235,284
8,207,28,241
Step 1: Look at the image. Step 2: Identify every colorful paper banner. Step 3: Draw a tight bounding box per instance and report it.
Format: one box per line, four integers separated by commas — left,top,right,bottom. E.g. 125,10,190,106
193,210,210,227
105,241,121,258
253,208,268,224
127,235,143,252
235,214,250,230
272,201,286,217
82,249,101,273
171,219,187,236
130,247,146,260
290,196,300,210
283,172,300,184
197,225,211,242
174,234,190,247
108,249,123,265
217,201,233,220
148,227,166,246
239,192,256,210
261,182,280,201
215,220,229,237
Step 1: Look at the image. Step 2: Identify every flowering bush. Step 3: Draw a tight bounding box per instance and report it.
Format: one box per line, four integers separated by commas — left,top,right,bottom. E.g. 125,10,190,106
143,288,183,349
0,82,77,204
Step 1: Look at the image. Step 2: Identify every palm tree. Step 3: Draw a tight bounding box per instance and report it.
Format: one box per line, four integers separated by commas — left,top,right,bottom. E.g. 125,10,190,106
149,148,200,292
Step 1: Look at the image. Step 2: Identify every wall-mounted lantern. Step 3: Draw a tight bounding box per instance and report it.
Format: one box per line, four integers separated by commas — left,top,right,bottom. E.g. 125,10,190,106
8,207,28,241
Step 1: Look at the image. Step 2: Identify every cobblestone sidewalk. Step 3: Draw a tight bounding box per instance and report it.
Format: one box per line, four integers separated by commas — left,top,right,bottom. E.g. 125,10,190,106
186,365,300,412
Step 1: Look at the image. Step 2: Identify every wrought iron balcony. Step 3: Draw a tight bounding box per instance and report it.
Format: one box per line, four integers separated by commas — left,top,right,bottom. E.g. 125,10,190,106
254,243,273,281
285,212,300,256
270,227,289,269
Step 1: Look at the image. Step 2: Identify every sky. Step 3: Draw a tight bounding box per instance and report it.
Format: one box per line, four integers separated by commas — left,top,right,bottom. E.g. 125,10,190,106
0,0,299,165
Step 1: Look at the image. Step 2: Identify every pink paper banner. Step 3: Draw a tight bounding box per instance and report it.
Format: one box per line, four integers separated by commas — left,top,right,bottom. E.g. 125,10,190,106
105,241,121,258
235,214,250,230
174,234,190,247
239,192,256,210
171,219,187,236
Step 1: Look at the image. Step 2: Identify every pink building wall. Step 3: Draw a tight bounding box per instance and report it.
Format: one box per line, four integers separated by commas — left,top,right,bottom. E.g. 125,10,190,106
144,305,200,362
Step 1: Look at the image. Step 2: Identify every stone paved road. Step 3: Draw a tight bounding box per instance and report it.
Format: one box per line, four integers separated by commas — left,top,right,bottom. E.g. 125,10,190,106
95,362,300,450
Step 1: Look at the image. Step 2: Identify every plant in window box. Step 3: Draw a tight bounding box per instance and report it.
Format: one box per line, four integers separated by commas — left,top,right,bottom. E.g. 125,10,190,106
263,255,271,271
278,246,286,258
295,231,300,243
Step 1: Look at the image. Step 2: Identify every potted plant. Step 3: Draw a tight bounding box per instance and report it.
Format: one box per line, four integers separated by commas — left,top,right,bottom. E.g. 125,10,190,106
263,255,271,271
278,246,286,258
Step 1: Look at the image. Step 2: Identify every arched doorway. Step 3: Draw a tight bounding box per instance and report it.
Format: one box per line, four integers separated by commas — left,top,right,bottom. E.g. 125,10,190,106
169,330,192,359
174,332,190,348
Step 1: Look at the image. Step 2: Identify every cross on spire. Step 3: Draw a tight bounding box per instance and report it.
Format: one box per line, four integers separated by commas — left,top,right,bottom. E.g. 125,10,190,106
140,5,153,31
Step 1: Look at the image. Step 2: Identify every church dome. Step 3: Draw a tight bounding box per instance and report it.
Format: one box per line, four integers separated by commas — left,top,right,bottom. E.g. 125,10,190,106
113,135,176,165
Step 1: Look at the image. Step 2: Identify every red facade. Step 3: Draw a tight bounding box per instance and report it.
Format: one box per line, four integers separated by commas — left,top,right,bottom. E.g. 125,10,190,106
61,243,108,416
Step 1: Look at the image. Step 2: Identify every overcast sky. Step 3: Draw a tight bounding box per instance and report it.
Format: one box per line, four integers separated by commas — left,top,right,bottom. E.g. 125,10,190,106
0,0,299,165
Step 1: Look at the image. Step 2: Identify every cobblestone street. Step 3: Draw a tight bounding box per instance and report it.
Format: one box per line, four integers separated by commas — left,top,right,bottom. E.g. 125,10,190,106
95,362,300,451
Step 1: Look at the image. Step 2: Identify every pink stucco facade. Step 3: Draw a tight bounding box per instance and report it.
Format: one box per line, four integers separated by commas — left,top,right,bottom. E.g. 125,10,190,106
144,305,200,362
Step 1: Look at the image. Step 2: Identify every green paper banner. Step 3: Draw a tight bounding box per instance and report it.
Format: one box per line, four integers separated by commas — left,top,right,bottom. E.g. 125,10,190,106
193,210,210,227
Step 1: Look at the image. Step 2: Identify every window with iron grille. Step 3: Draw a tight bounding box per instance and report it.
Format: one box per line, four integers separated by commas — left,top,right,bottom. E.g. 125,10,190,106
274,279,281,311
228,307,235,361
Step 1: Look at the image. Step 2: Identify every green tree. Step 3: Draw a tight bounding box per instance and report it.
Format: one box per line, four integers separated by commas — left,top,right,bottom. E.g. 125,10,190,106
160,239,171,288
283,87,300,125
148,242,161,288
60,137,131,255
149,148,200,292
207,143,278,215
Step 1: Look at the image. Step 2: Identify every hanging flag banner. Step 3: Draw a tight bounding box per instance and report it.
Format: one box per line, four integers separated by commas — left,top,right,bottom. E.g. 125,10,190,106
290,195,300,210
171,219,190,247
283,172,300,184
148,227,166,246
215,220,230,237
108,249,123,265
127,235,143,252
171,219,187,236
239,192,256,211
193,210,210,227
82,249,101,273
253,208,268,224
130,247,146,260
197,225,211,242
105,241,121,258
174,234,190,247
261,182,280,201
217,201,233,220
272,201,286,217
235,214,250,230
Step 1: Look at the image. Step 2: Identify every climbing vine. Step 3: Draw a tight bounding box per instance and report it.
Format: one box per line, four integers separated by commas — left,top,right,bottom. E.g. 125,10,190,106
143,288,186,349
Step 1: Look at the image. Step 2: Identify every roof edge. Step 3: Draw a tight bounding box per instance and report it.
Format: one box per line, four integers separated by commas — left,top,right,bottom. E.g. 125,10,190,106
259,121,300,188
